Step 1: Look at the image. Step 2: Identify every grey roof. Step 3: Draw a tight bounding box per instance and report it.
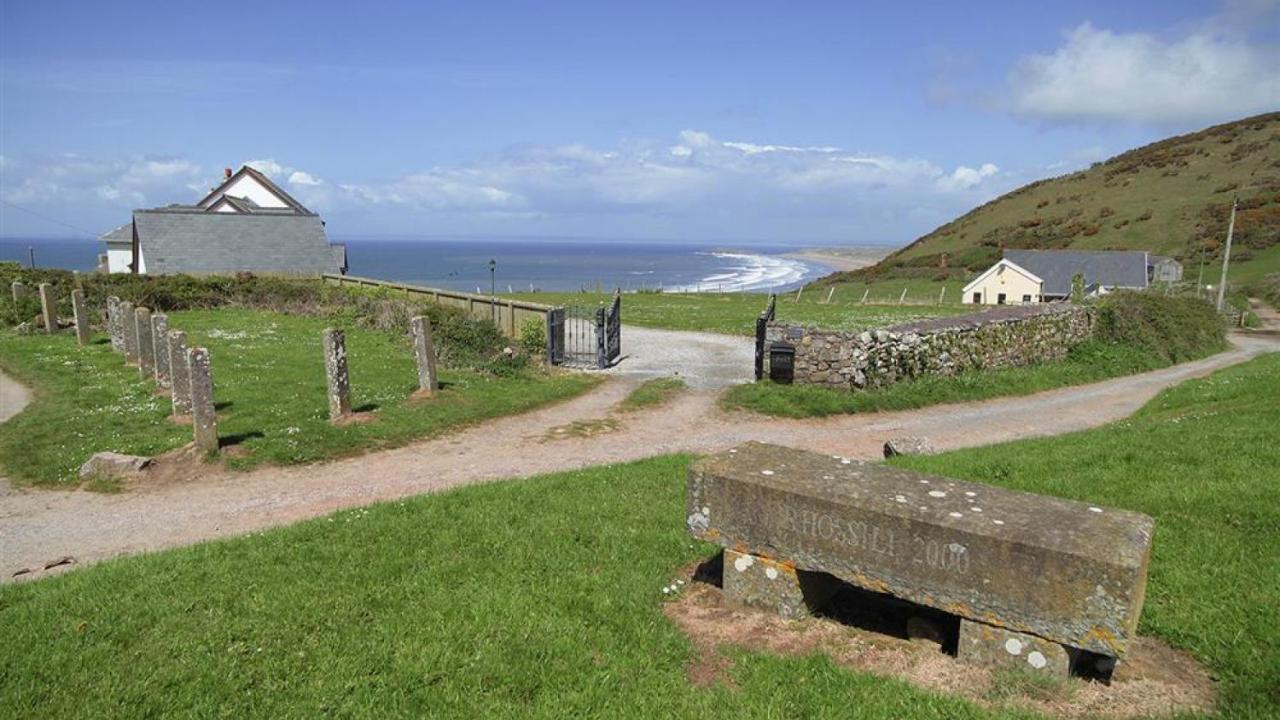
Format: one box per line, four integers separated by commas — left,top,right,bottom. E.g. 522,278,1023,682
1003,250,1148,297
100,223,133,244
134,210,338,276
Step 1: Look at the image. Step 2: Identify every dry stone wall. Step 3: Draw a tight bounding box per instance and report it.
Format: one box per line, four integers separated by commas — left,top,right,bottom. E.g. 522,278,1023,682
766,304,1094,390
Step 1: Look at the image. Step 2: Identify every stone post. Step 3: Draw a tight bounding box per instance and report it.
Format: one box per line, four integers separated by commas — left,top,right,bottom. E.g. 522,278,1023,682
38,283,56,334
121,301,138,364
10,281,24,304
106,296,124,353
410,315,438,395
169,330,192,417
71,289,91,345
151,314,170,387
322,328,352,421
187,346,218,454
135,307,154,380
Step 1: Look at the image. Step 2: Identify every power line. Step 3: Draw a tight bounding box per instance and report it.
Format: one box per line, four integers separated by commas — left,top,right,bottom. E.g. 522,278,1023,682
0,198,100,239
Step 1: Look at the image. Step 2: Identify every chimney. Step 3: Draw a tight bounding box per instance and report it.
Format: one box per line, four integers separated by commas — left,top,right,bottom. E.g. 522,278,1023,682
224,167,233,179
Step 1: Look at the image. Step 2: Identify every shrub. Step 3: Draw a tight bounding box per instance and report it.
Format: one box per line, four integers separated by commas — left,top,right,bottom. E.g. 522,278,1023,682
519,317,547,359
1094,292,1225,363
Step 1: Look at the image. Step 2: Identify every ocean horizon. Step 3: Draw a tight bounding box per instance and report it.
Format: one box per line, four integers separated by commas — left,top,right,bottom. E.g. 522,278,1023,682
0,237,850,294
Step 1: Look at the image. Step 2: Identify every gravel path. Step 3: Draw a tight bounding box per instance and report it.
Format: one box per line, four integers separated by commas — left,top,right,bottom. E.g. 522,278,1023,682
2,329,1276,582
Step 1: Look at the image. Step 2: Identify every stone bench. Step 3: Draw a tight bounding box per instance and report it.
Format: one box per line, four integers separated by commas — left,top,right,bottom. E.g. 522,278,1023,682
686,442,1154,676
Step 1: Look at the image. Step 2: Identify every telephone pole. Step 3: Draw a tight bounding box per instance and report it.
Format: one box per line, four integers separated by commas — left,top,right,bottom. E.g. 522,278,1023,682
1215,198,1237,312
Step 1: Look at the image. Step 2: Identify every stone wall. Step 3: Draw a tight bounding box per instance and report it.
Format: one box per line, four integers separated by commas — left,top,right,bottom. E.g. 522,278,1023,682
765,304,1094,390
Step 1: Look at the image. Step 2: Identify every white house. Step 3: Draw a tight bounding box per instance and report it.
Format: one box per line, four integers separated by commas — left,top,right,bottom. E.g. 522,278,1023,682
963,250,1151,305
98,166,347,276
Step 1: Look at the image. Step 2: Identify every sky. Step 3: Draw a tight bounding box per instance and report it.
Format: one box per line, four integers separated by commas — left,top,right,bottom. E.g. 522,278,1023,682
1,0,1277,246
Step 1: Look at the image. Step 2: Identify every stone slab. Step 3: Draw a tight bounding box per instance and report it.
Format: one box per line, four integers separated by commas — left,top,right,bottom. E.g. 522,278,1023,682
135,307,154,379
151,314,170,386
187,346,218,454
410,316,439,394
106,296,124,353
168,330,192,416
71,289,91,345
10,281,25,304
120,301,138,363
959,618,1071,676
38,283,56,334
687,442,1154,657
78,451,151,479
322,328,352,420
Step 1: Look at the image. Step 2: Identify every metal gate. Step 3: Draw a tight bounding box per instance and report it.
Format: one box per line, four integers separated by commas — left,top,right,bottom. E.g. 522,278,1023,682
547,292,621,369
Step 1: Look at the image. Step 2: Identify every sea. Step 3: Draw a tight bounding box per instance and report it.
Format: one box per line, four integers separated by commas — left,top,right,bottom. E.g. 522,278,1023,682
0,237,839,294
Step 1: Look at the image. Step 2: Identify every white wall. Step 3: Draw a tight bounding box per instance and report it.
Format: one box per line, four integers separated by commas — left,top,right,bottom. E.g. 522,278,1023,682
963,263,1042,305
106,244,133,274
202,175,289,209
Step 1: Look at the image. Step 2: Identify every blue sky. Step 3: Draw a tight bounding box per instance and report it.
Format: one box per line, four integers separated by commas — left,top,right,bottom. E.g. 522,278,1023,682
1,0,1277,246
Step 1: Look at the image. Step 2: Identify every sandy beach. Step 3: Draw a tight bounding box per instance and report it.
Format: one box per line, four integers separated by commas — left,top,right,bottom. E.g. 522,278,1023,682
786,247,891,273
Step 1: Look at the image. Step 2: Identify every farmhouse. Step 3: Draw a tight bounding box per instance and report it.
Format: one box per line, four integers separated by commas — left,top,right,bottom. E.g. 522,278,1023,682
99,166,347,277
962,249,1156,305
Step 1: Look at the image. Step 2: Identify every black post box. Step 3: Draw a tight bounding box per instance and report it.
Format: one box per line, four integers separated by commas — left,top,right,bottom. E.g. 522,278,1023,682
769,342,795,384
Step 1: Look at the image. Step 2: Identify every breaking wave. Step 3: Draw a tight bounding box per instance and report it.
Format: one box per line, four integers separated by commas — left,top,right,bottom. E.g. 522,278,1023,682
667,252,820,293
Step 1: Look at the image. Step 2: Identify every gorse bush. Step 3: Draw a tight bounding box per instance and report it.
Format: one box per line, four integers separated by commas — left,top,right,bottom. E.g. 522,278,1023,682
0,267,523,373
1093,291,1225,363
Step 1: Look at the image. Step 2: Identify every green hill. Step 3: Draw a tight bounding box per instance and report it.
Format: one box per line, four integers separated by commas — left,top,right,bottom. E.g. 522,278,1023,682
824,112,1280,290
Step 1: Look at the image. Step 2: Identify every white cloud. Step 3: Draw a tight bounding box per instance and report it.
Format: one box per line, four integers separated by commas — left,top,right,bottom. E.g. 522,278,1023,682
1010,21,1280,124
244,159,289,178
288,170,322,186
938,163,1000,191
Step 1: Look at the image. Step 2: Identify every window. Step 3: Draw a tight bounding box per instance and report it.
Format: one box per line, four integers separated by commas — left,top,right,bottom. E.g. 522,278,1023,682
997,293,1007,305
972,292,982,303
1022,294,1032,303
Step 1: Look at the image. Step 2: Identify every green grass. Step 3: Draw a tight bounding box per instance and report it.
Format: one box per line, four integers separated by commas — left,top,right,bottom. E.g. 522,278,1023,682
722,340,1174,418
0,309,597,487
2,354,1279,717
505,290,969,336
618,377,687,411
890,352,1280,719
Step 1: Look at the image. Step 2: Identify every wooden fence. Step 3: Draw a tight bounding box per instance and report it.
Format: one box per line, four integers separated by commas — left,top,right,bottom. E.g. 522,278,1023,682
321,274,555,338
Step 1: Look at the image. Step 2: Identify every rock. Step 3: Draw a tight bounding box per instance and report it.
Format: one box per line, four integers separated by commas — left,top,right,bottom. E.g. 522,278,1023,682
687,442,1155,659
883,436,934,458
958,618,1072,676
78,451,151,479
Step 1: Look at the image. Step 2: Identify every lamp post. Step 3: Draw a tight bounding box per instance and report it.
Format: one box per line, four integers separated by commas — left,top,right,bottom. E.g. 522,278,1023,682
488,259,497,322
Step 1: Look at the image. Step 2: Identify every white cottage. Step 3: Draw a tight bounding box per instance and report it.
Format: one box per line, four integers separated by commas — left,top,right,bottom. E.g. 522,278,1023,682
98,165,347,276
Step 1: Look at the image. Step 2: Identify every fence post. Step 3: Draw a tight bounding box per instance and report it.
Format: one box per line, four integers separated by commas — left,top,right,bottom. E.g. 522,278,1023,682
38,283,56,334
899,288,909,305
169,330,192,417
106,296,124,353
135,307,154,380
151,314,170,387
860,289,869,304
121,301,137,364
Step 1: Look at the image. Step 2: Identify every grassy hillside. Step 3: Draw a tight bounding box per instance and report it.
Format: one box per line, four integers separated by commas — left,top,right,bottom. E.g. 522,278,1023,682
820,112,1280,289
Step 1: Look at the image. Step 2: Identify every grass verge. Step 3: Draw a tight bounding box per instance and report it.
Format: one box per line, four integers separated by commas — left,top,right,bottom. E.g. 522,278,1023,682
2,354,1279,717
618,377,687,412
505,290,968,336
0,309,597,487
722,340,1172,418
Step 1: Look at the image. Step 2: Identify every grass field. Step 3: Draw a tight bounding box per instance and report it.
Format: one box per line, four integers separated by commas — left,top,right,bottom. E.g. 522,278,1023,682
722,340,1173,417
505,290,969,336
0,309,597,487
1,353,1277,717
618,376,687,411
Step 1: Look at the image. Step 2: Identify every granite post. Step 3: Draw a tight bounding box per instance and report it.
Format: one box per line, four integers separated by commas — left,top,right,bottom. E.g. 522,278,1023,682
410,315,439,395
38,283,56,334
169,330,192,417
135,307,154,380
10,281,25,304
322,328,352,420
71,289,91,345
151,314,170,387
187,346,218,454
106,296,124,353
121,301,138,364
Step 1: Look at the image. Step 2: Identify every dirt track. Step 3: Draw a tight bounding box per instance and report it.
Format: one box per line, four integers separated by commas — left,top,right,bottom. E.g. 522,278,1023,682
1,331,1276,582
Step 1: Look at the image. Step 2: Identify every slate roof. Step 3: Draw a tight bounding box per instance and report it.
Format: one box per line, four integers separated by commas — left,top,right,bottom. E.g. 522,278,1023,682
100,223,133,244
1002,250,1148,297
133,209,338,276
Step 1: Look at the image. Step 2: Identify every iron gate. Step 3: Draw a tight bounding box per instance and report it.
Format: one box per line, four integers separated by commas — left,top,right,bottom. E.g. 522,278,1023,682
754,293,776,380
547,292,621,369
